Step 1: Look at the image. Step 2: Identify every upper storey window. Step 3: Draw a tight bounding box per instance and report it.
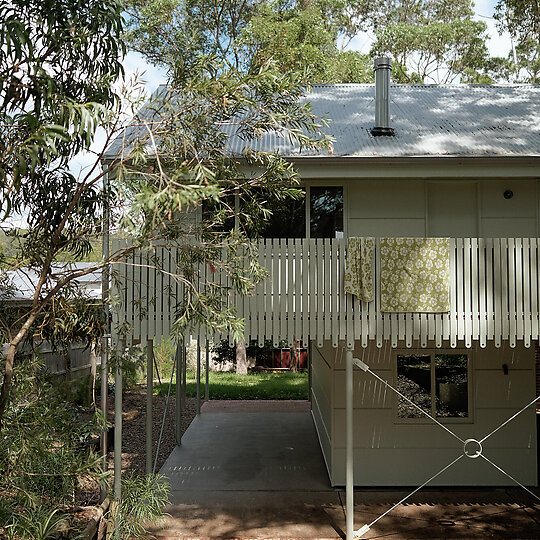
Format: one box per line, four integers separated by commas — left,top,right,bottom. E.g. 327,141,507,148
310,186,343,239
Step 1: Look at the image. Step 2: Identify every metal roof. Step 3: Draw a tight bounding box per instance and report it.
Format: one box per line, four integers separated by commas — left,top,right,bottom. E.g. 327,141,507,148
106,84,540,161
4,263,102,301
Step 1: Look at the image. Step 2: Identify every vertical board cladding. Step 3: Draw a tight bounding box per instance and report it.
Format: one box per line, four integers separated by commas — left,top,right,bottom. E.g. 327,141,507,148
112,237,540,352
325,340,537,487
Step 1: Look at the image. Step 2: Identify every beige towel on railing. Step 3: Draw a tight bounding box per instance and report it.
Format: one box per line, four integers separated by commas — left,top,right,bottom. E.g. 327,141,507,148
344,237,374,302
380,237,450,313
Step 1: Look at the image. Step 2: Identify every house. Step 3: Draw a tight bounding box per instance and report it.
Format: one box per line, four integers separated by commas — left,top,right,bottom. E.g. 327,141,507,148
109,59,540,537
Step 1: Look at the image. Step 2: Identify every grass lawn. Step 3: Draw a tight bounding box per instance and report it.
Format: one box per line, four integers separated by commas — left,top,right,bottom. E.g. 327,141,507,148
156,370,308,400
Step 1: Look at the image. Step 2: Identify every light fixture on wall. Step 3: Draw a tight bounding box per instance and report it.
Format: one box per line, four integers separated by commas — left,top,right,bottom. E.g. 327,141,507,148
503,190,514,199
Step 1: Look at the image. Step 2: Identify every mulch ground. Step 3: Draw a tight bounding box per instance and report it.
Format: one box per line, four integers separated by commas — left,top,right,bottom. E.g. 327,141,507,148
74,387,197,508
107,388,197,475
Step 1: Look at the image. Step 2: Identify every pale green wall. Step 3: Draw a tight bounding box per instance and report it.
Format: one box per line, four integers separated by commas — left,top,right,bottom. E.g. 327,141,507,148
305,178,540,238
312,340,537,487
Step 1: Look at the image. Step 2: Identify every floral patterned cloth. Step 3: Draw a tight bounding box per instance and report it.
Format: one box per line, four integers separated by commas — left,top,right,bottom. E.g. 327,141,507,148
380,237,450,313
344,237,375,302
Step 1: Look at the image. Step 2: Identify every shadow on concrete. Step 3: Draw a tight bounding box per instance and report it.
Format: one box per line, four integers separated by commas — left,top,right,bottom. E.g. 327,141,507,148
148,406,540,539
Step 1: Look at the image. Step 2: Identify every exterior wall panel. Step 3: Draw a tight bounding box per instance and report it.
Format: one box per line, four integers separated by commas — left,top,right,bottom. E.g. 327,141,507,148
328,341,537,487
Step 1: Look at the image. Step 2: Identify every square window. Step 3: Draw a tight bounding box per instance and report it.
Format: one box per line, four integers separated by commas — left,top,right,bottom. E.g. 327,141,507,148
396,352,470,421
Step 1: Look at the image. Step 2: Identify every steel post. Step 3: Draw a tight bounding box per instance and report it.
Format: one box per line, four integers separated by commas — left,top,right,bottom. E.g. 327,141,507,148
205,339,210,401
346,347,354,540
114,358,122,499
196,340,201,414
175,342,182,446
146,339,153,474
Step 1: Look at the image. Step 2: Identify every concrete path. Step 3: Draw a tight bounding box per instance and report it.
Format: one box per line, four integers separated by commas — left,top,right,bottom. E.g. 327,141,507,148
148,401,540,539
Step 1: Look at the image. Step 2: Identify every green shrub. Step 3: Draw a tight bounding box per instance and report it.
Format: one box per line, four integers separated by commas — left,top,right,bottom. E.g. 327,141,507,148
109,472,170,539
0,354,106,510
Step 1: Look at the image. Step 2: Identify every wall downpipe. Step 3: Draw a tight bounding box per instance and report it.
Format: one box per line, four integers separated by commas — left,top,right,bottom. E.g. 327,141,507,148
371,57,395,137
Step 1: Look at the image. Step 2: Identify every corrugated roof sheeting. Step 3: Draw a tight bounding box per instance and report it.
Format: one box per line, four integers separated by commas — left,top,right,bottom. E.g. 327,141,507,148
106,84,540,160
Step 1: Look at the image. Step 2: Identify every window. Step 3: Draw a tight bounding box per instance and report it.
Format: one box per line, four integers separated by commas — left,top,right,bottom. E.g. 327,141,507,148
396,352,470,420
309,186,343,238
260,190,306,238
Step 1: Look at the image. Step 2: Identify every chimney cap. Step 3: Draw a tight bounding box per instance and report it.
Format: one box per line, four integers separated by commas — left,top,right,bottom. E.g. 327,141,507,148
374,57,392,70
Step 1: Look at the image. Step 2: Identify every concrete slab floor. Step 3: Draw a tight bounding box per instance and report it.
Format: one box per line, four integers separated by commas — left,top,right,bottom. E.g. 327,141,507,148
149,407,540,539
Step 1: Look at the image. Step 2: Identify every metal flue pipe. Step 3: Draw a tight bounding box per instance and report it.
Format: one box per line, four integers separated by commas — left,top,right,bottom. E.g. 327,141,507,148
371,57,395,137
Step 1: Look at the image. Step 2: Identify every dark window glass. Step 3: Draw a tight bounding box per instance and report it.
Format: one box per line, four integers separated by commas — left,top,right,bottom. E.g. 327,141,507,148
260,191,306,238
397,355,431,418
310,186,343,238
435,354,468,418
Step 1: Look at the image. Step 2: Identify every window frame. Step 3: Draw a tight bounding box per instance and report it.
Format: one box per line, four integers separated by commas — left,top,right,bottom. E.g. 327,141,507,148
393,348,473,424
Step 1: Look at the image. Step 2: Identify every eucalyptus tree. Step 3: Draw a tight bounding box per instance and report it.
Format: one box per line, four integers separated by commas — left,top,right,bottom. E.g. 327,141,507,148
0,0,332,423
495,0,540,83
126,0,377,82
370,0,491,83
0,0,125,426
239,1,374,82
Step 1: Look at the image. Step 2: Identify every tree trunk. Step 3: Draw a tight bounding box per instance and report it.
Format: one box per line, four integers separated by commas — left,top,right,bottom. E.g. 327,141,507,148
236,340,248,374
0,342,17,429
290,338,299,373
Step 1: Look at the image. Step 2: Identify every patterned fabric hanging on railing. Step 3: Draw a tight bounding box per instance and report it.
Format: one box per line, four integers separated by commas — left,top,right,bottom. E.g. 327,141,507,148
380,238,450,313
344,237,375,302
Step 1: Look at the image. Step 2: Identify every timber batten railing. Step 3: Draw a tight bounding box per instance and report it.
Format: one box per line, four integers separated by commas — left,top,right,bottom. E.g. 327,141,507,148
112,238,540,349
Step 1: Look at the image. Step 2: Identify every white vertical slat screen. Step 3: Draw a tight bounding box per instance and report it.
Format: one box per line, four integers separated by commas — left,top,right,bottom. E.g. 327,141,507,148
111,238,540,350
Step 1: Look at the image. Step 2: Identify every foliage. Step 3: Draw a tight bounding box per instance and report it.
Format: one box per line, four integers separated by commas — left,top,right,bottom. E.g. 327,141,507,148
110,59,331,342
0,354,105,510
212,338,273,366
370,0,489,83
157,370,308,399
109,472,170,539
211,339,238,365
240,3,373,82
154,337,177,380
1,0,124,231
0,0,126,428
495,1,540,83
126,0,375,83
110,344,147,390
5,507,68,540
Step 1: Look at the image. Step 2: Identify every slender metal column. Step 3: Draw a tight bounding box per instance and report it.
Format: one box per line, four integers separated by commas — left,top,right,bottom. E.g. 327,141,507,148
100,336,108,502
182,343,187,410
205,339,210,401
146,339,153,474
114,357,122,498
346,348,354,540
100,170,110,503
174,342,182,446
196,340,201,413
